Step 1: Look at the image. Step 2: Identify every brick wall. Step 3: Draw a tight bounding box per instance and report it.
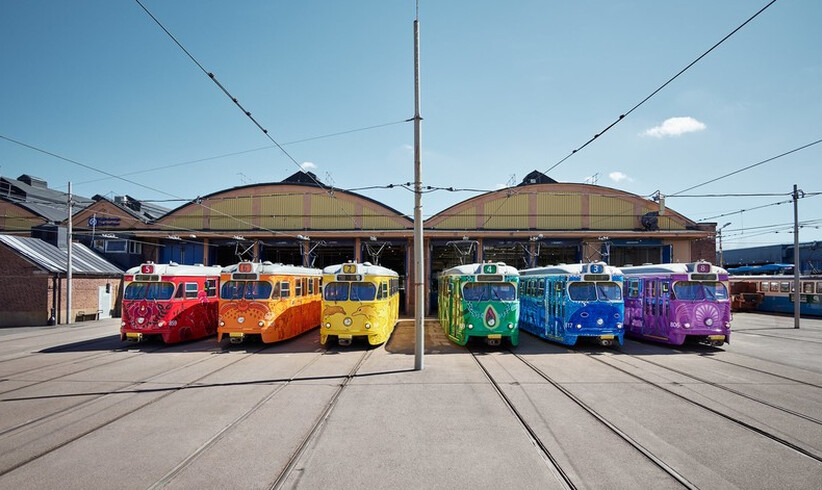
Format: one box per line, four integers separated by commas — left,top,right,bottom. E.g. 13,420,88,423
0,244,122,327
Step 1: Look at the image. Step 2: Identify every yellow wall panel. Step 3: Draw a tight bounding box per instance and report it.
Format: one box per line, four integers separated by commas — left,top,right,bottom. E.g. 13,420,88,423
535,193,582,229
588,195,634,230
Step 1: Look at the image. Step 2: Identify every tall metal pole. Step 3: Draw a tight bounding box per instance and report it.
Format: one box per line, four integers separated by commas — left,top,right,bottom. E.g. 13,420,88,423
67,182,73,325
793,184,800,329
413,11,425,370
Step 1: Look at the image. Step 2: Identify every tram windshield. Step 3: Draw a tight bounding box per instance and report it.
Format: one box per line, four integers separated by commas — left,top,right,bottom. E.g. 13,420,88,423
323,282,376,301
220,281,273,300
567,282,623,302
673,281,729,301
462,282,517,302
124,282,175,301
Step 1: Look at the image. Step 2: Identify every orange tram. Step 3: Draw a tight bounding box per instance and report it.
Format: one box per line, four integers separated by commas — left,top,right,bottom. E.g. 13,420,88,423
217,261,323,344
121,262,222,343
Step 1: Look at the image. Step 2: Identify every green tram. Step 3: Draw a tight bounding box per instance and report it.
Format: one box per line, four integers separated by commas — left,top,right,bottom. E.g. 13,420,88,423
438,262,520,346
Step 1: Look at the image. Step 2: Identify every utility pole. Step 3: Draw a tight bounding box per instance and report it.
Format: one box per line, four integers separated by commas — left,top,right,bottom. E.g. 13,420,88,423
67,182,73,325
793,184,800,329
413,4,424,370
718,222,731,268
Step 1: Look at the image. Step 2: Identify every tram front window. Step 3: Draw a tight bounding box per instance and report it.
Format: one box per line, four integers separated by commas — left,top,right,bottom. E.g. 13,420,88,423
324,282,349,301
220,281,272,300
673,281,729,301
568,282,597,302
463,282,516,301
350,282,376,301
595,282,622,301
125,282,175,301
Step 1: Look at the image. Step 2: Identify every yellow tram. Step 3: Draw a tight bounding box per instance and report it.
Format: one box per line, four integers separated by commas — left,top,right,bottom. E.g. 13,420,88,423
321,262,400,346
218,261,322,344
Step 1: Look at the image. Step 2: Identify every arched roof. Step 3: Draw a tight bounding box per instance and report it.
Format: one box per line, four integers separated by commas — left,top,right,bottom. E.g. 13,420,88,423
155,182,412,232
426,182,697,232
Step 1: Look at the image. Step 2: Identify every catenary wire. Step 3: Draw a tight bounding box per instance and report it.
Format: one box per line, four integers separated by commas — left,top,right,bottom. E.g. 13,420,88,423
544,0,779,175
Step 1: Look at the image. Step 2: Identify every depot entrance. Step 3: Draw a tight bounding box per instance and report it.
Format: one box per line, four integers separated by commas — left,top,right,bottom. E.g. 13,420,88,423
360,240,408,314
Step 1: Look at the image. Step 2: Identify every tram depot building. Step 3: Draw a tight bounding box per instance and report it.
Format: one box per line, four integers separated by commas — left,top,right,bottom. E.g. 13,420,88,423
0,171,716,320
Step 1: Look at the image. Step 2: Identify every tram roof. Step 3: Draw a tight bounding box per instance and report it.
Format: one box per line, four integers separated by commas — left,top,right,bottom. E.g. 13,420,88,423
440,262,519,277
221,261,322,276
322,262,399,277
619,262,727,276
125,262,223,276
520,262,621,277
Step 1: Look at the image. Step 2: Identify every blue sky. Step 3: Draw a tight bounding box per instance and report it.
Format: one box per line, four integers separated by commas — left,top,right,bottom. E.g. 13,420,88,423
1,0,820,251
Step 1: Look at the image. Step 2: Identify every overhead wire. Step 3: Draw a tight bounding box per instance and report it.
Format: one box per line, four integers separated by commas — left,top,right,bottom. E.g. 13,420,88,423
543,0,779,175
667,137,822,196
133,0,363,229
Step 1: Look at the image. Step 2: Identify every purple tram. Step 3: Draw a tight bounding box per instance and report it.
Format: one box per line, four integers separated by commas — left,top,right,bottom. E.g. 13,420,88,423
620,262,731,347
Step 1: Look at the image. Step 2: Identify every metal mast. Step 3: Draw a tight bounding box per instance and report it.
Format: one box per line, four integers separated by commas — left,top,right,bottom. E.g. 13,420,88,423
793,184,800,329
413,5,424,370
67,182,73,325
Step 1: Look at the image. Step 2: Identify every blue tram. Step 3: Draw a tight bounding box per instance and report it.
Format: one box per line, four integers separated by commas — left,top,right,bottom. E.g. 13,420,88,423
519,262,624,347
729,274,822,316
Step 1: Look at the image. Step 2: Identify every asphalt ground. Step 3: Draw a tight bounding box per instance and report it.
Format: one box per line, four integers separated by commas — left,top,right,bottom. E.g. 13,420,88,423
1,313,822,489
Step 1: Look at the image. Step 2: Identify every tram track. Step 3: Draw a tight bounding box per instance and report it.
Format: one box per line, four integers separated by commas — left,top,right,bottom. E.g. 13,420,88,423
269,348,373,490
694,354,822,390
584,352,822,465
472,347,696,489
468,348,577,490
0,343,171,396
615,353,822,426
146,350,328,489
734,330,822,345
0,343,276,478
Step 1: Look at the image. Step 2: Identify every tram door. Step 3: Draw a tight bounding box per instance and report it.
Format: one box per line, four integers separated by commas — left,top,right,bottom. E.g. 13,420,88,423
643,279,655,337
660,280,672,332
549,279,564,337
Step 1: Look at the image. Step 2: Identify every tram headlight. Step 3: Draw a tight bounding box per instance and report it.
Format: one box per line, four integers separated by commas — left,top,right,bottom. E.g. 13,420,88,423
158,321,165,327
683,323,691,329
507,323,513,330
596,318,604,326
725,322,731,329
169,320,177,327
325,323,331,328
576,324,582,329
238,317,245,324
121,321,126,327
258,321,264,327
365,323,371,329
616,323,623,329
705,318,713,327
343,317,352,326
468,324,474,330
219,321,225,327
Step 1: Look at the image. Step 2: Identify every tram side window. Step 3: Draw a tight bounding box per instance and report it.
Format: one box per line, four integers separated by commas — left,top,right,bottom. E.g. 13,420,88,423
185,283,199,299
628,279,640,298
817,282,822,294
770,282,779,292
280,281,291,298
308,278,314,295
175,283,185,299
538,279,545,295
803,282,814,293
381,282,389,299
760,282,769,292
295,279,303,297
205,279,217,297
780,282,790,293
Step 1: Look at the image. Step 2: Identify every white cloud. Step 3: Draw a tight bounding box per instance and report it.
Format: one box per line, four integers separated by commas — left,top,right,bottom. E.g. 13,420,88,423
300,161,317,170
643,116,706,138
609,171,633,183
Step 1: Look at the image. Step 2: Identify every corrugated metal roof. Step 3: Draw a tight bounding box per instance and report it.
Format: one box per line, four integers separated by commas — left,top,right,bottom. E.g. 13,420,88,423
0,234,122,275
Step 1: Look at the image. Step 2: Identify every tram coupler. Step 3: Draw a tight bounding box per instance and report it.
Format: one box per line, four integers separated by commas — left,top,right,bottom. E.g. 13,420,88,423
486,335,502,347
707,335,725,347
229,333,245,344
125,333,143,343
338,335,352,347
599,335,614,347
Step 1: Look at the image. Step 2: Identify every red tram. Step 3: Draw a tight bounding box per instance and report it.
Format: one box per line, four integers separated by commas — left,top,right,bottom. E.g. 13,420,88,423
121,262,222,343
